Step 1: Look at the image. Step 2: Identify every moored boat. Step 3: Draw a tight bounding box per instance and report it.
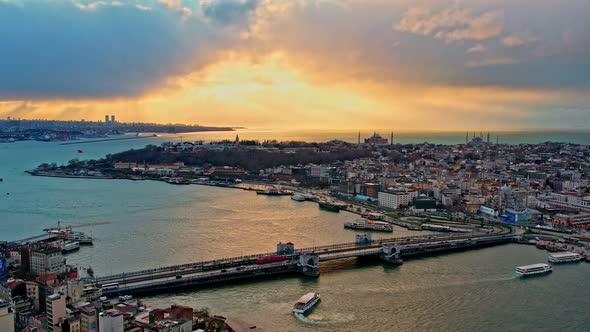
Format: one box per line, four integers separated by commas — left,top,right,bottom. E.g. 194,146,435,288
318,200,340,212
292,292,320,315
256,187,292,196
548,252,583,263
535,242,546,250
291,194,306,201
344,219,393,232
166,178,190,185
516,263,552,277
61,241,81,253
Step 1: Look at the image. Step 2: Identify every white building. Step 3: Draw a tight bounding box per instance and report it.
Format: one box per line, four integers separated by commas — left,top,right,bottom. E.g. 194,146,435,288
98,310,124,332
30,248,65,276
309,165,328,178
0,301,14,332
46,293,66,332
378,190,418,209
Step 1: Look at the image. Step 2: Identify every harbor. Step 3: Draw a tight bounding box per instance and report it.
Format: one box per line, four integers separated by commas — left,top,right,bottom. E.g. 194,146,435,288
4,137,590,331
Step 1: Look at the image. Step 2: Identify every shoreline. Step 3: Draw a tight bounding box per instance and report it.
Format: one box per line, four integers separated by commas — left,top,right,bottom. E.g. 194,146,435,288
59,134,158,145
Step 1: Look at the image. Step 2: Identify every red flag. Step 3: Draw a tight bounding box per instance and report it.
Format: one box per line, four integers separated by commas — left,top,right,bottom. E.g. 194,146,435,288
77,149,83,154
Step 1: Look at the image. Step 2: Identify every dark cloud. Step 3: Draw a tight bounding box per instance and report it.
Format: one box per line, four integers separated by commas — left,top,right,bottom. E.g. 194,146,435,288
0,1,225,99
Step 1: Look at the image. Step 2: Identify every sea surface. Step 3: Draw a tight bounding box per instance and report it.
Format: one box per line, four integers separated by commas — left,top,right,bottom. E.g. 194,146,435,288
1,130,590,331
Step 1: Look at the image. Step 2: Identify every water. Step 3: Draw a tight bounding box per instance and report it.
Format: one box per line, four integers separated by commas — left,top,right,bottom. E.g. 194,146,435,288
1,131,590,331
155,129,590,145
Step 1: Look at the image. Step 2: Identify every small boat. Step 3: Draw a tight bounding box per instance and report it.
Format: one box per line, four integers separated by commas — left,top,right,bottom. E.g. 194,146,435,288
545,243,562,252
293,293,320,315
535,242,546,250
516,263,552,277
291,194,306,202
256,187,292,196
318,200,340,212
167,178,190,185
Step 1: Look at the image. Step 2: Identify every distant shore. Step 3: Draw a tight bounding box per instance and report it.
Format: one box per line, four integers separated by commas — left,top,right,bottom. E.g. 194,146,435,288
59,134,158,145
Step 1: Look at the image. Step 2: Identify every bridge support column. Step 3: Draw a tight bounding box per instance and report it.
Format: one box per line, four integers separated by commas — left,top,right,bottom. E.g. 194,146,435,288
298,254,320,277
380,244,403,265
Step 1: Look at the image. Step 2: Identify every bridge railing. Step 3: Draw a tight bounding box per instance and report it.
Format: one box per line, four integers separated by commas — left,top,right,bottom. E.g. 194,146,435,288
92,231,511,283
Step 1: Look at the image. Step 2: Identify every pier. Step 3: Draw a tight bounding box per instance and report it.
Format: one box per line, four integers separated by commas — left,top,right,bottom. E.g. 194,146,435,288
88,226,515,297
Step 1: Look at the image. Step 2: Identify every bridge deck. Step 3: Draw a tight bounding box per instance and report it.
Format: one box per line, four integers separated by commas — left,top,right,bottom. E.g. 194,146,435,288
91,227,514,296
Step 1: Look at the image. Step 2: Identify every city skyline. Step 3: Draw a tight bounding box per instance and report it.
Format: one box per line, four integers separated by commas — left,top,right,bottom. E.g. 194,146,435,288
0,0,589,130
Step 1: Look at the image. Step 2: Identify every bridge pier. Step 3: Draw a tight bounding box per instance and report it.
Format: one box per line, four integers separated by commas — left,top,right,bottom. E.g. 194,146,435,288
380,244,403,265
298,254,320,277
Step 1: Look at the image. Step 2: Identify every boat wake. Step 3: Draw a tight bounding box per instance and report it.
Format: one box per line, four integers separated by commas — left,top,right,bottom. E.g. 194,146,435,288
294,312,355,325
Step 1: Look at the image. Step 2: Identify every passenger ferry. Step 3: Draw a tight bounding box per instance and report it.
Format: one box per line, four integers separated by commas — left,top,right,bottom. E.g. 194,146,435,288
516,263,552,277
61,241,81,253
293,293,320,315
344,219,393,232
45,224,93,245
548,252,583,263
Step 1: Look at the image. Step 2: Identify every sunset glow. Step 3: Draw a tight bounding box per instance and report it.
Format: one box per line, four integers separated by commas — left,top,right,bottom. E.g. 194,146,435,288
0,0,588,129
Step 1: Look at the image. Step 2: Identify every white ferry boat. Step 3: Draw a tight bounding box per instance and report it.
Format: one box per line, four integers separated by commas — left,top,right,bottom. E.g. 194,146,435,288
293,293,320,315
344,219,393,232
61,241,81,253
548,252,583,263
516,263,552,277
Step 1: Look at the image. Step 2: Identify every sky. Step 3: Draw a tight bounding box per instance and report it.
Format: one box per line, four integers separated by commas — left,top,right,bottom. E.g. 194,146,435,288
0,0,588,130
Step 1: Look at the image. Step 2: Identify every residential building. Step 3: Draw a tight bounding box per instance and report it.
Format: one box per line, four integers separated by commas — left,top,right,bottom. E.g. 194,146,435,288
80,306,98,332
30,248,65,276
378,190,418,209
46,293,66,332
98,310,124,332
63,317,81,332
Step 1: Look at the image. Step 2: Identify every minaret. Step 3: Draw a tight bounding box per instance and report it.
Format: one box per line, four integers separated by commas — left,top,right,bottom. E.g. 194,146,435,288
496,135,499,145
235,134,240,145
487,132,490,144
390,132,394,146
358,131,361,145
465,131,468,144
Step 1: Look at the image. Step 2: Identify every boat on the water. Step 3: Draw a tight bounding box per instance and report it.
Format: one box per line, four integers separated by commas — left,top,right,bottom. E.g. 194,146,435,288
318,200,340,212
49,240,81,254
516,263,552,277
548,252,583,263
256,187,292,196
344,219,393,232
166,178,190,185
291,194,306,201
293,292,320,315
45,224,93,245
62,241,80,253
535,242,546,250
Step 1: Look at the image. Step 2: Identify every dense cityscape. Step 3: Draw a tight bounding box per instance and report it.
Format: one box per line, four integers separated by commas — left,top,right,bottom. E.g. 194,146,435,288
1,0,588,331
3,130,590,331
0,117,234,143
